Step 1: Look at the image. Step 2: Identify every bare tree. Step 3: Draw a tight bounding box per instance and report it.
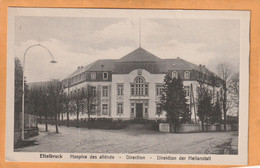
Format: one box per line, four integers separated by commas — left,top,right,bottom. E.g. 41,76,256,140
70,84,97,127
195,65,217,126
197,86,213,131
46,80,62,133
228,72,239,117
217,63,232,131
62,92,71,127
83,85,98,121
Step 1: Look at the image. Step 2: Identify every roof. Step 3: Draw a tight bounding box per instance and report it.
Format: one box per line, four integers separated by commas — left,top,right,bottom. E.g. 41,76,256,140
63,47,218,79
63,59,115,80
117,47,162,63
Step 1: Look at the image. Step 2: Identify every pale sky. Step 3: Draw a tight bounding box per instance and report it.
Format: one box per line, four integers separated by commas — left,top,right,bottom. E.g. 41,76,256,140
15,15,240,83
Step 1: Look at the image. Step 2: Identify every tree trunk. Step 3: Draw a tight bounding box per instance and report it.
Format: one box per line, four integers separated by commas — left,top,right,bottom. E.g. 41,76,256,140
67,109,70,127
45,114,48,132
223,82,227,131
39,115,42,124
55,114,59,133
76,103,79,128
201,120,204,132
88,106,91,121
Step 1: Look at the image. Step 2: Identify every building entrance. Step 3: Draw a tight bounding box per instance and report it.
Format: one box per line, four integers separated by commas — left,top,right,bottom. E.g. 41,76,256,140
136,103,143,118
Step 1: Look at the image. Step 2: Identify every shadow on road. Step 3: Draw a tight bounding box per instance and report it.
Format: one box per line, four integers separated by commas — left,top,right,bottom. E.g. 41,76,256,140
14,140,39,149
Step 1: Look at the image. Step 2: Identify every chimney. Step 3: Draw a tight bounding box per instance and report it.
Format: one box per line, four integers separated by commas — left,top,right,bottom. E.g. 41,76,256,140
77,66,81,69
199,64,201,67
177,57,180,59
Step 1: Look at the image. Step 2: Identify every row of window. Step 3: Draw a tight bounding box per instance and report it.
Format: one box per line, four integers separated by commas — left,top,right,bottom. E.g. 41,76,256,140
70,84,190,98
172,71,190,79
117,84,190,97
66,72,109,86
71,85,189,97
66,70,190,87
90,72,108,80
67,102,163,116
116,103,162,116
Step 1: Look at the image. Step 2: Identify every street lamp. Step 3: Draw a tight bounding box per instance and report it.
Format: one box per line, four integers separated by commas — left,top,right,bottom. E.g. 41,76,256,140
21,44,57,140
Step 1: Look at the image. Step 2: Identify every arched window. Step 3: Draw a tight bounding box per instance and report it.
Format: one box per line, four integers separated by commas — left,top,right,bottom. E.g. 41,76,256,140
131,77,149,96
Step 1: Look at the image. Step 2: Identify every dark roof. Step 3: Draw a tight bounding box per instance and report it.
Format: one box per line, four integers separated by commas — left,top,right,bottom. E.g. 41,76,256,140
117,47,162,63
64,59,115,80
63,47,218,79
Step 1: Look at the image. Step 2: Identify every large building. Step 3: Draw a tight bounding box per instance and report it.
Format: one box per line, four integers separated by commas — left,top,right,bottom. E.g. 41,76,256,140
61,47,222,123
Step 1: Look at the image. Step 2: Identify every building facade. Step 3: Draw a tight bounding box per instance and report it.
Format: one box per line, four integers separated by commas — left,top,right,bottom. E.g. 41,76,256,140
61,47,222,123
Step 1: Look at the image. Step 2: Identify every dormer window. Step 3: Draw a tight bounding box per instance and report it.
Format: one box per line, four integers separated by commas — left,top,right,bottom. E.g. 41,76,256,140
184,71,190,79
91,72,96,80
172,71,178,79
103,72,108,80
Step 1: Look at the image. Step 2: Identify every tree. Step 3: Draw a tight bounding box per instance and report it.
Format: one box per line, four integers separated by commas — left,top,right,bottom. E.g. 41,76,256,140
217,63,232,131
228,72,239,117
62,92,71,127
197,86,213,131
210,95,222,124
160,75,189,132
27,87,41,127
70,85,97,127
14,57,23,130
83,85,98,121
46,80,62,133
14,57,30,130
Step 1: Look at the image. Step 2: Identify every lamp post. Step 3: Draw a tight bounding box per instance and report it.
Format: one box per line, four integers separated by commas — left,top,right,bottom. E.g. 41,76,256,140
21,44,57,140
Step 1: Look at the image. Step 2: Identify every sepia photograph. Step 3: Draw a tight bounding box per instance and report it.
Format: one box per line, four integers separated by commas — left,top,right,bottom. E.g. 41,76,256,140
6,8,249,165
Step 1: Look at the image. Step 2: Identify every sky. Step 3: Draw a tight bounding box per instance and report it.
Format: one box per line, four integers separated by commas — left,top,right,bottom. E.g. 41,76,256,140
15,15,240,83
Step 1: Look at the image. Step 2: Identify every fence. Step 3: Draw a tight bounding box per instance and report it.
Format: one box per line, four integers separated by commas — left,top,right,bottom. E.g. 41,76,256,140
14,113,38,146
14,113,37,130
159,123,238,133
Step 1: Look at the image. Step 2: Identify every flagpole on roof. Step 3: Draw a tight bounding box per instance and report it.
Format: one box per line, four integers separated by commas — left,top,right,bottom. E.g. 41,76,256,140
139,17,141,48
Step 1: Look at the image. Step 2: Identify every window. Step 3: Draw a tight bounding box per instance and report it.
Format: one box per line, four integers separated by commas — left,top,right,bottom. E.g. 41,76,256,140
145,85,149,95
131,85,135,95
102,86,108,97
90,86,96,96
131,103,135,115
184,86,190,97
156,103,162,115
184,71,190,79
117,103,123,115
103,72,108,80
102,104,108,115
172,71,178,79
145,103,148,115
131,77,149,96
117,84,124,96
156,84,163,96
91,72,96,80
